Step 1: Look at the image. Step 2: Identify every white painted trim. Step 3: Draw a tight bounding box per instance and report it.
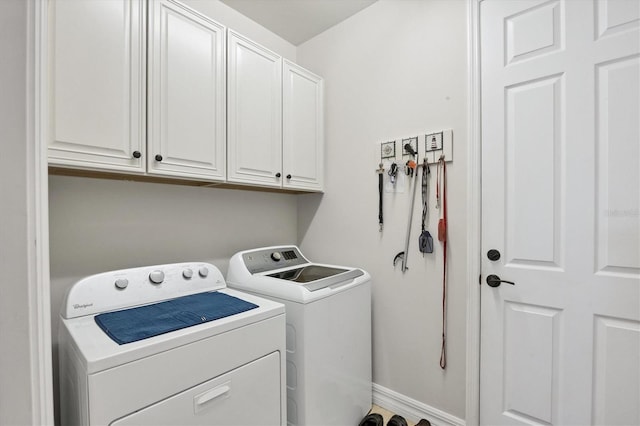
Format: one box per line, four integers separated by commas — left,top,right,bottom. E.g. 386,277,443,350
465,1,482,425
373,383,465,426
27,0,54,423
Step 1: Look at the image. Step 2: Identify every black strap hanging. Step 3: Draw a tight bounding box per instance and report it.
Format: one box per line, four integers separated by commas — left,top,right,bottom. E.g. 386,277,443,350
376,163,384,231
437,155,448,369
419,159,433,254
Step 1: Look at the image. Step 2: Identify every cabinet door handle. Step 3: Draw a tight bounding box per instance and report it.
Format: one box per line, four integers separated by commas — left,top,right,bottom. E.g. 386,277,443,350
275,172,281,178
132,151,141,159
286,174,292,179
155,154,163,162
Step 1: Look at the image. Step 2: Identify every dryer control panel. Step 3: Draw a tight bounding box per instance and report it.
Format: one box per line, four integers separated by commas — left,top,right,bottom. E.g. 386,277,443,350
62,262,226,319
242,246,308,274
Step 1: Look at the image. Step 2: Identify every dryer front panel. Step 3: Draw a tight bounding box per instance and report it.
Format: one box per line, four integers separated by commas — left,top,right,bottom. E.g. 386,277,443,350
111,352,281,426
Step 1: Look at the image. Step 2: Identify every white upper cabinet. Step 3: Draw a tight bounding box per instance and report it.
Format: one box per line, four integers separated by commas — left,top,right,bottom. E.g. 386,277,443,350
48,0,146,173
227,30,283,188
282,60,324,191
147,0,226,181
47,1,323,192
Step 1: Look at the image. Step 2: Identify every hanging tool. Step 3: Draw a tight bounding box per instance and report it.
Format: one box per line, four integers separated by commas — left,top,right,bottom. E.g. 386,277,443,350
376,163,384,232
393,143,419,272
387,162,398,184
404,141,418,177
405,159,416,177
436,168,441,209
437,154,448,369
419,158,433,254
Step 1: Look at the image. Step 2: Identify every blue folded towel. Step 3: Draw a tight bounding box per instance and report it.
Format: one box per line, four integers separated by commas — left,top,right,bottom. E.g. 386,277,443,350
95,291,259,345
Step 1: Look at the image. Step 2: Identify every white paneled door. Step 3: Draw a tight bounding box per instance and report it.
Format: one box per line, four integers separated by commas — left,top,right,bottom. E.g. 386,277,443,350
480,1,639,425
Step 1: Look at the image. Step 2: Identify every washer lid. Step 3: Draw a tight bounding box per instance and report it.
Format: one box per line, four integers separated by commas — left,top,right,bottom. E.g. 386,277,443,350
267,266,364,291
226,245,372,303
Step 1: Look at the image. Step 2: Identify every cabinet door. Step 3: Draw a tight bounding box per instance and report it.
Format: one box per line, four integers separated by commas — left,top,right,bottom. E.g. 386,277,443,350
48,0,145,173
227,31,282,187
282,61,324,192
147,0,226,181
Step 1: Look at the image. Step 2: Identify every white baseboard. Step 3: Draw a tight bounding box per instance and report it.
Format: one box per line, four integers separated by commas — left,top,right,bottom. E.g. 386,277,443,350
372,383,465,426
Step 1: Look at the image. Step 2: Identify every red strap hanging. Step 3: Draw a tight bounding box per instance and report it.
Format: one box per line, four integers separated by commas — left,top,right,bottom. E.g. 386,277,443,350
437,156,448,369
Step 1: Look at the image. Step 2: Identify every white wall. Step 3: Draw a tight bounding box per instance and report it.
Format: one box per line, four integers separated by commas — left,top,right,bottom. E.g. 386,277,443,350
297,0,469,418
182,0,296,61
49,177,297,282
0,1,32,422
0,0,48,424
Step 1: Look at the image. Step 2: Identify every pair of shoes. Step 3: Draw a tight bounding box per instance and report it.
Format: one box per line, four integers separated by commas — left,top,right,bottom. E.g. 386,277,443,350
388,414,408,426
359,413,383,426
416,420,432,426
358,413,407,426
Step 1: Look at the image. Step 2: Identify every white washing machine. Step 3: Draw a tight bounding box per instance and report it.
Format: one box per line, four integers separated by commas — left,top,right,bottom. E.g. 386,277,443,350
227,246,372,426
58,262,286,425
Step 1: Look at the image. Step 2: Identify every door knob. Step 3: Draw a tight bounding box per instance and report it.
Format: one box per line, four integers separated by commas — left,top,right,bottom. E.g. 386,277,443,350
132,151,141,159
486,274,515,288
155,154,163,162
487,249,501,261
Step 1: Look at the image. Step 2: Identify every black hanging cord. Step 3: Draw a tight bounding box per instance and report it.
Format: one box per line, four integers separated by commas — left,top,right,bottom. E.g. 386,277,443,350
421,160,430,231
418,159,433,254
437,156,448,369
378,172,383,231
377,163,384,231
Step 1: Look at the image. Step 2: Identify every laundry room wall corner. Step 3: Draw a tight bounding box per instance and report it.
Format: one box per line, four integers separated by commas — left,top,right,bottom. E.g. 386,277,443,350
48,3,299,423
297,192,323,242
296,0,469,420
180,0,296,62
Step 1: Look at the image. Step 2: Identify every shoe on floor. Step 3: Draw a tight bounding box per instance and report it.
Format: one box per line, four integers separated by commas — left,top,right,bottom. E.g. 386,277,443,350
387,414,408,426
415,420,432,426
358,413,384,426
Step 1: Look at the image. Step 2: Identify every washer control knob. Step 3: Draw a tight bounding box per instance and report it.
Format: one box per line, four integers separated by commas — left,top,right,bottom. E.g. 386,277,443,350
271,252,282,261
199,267,209,278
114,278,129,290
149,270,165,284
183,268,193,279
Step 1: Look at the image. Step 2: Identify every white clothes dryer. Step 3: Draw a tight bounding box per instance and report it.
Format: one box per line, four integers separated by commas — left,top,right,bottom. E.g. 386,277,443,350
227,246,372,426
58,262,286,425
